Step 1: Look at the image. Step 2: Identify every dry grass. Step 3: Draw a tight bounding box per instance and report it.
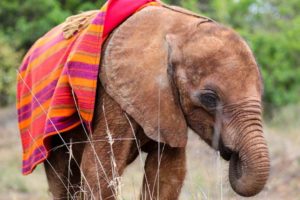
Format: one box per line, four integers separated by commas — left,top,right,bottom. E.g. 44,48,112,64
1,105,300,200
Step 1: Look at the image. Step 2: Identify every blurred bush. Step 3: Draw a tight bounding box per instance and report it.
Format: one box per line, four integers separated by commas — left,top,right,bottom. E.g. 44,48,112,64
0,0,70,49
0,34,21,106
58,0,106,13
0,0,299,115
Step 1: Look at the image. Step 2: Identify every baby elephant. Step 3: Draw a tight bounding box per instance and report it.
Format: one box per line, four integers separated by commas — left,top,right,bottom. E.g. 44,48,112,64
41,3,270,200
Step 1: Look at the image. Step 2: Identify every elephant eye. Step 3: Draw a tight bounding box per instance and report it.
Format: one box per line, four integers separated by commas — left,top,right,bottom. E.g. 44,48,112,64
200,91,218,109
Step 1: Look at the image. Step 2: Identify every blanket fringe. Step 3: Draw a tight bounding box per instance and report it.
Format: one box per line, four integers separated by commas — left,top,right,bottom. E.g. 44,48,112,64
62,10,99,39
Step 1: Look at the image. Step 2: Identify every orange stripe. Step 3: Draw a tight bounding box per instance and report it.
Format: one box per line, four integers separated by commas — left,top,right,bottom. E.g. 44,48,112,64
69,77,95,87
75,50,99,57
23,137,44,158
18,70,28,79
20,28,62,63
89,24,104,32
19,100,51,130
72,84,95,91
20,100,77,131
17,66,64,109
26,36,77,74
23,121,81,160
68,52,98,65
75,98,96,104
80,112,92,121
48,107,76,118
23,123,80,175
32,26,64,50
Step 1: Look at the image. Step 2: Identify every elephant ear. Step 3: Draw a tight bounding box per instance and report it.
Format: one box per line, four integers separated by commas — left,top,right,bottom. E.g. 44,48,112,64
100,7,188,147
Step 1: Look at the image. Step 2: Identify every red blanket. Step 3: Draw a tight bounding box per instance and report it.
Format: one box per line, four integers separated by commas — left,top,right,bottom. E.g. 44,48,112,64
17,0,159,175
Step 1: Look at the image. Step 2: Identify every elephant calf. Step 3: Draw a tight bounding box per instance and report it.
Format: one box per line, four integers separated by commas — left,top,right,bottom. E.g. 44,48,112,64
30,3,270,200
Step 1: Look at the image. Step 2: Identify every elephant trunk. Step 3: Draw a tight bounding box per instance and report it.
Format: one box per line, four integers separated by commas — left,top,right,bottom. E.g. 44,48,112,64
228,120,270,197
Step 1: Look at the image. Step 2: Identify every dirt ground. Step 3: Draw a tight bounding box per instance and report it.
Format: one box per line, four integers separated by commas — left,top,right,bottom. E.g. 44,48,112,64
0,105,299,200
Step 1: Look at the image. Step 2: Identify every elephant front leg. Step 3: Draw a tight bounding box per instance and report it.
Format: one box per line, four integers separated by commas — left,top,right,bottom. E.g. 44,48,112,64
80,87,140,199
141,143,186,200
80,125,140,199
80,140,127,200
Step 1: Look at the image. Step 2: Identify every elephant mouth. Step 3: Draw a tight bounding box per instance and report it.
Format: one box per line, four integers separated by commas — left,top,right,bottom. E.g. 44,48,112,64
218,139,234,161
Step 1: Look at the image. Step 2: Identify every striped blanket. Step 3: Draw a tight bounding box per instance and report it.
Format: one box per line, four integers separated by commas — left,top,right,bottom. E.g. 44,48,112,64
17,0,159,175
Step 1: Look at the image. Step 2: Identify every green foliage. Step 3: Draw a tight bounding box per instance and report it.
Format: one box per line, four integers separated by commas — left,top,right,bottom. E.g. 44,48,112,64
247,30,300,110
0,0,69,49
0,34,21,106
0,0,299,113
58,0,106,13
17,1,70,49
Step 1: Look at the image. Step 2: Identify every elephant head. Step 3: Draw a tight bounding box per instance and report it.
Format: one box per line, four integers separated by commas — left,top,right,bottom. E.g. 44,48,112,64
100,5,270,197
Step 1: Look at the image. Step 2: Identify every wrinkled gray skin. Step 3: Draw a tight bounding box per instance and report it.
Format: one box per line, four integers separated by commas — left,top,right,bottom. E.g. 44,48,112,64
44,4,270,199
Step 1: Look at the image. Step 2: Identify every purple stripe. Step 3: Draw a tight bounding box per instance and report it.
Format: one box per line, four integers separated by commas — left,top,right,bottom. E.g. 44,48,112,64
68,70,98,79
68,67,98,74
22,153,46,173
45,114,79,133
92,12,106,25
18,83,55,116
18,91,53,121
22,117,82,173
46,115,77,123
67,61,98,70
22,116,81,171
29,33,65,61
20,33,64,72
66,61,99,79
19,57,30,71
22,145,47,168
22,116,80,168
18,80,58,120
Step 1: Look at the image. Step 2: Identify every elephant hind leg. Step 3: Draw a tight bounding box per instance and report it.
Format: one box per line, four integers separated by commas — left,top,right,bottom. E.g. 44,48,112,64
44,126,87,200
